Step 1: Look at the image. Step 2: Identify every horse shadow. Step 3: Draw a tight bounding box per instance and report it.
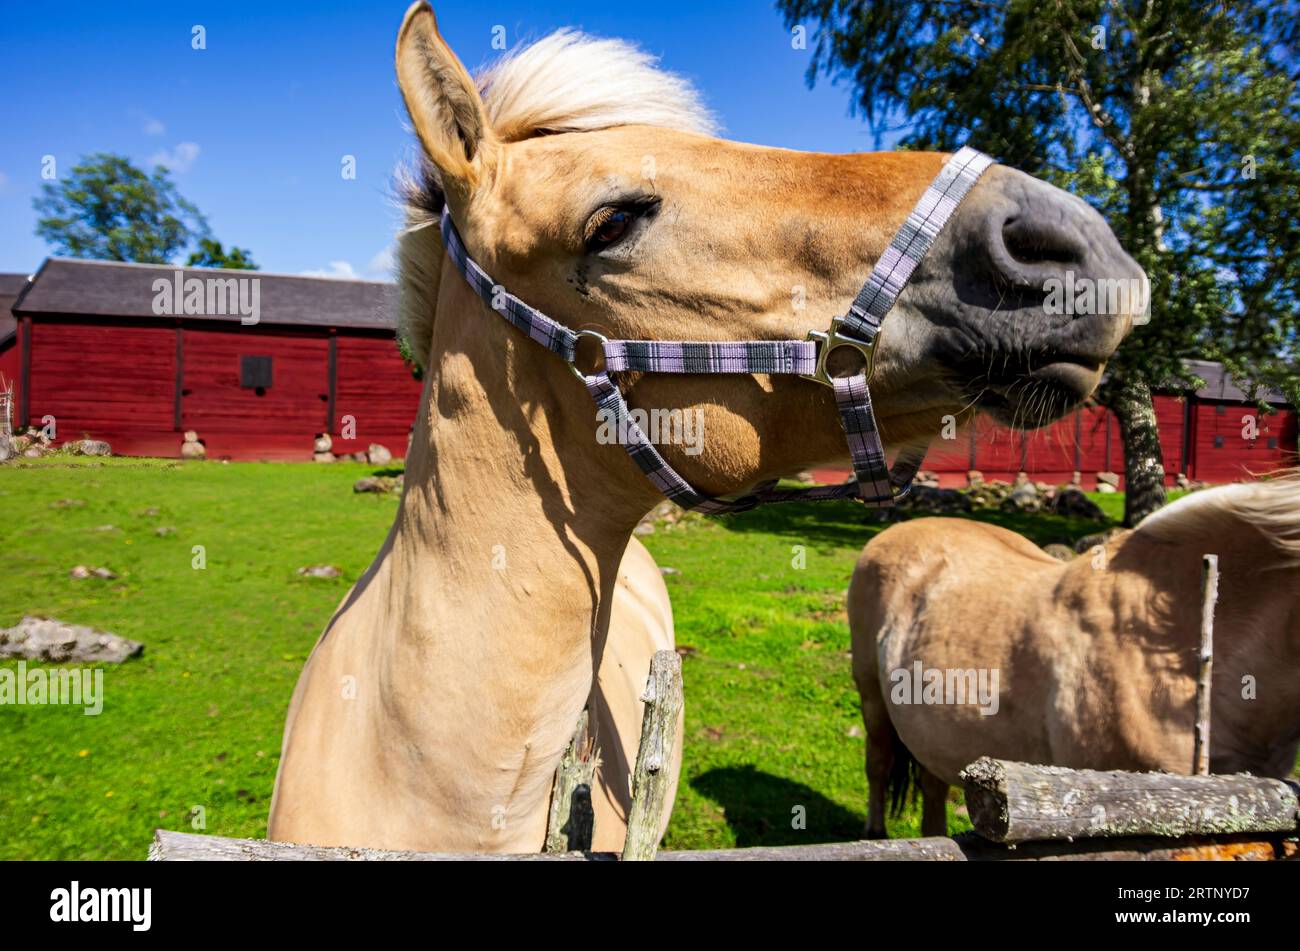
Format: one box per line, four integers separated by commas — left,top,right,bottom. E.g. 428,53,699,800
689,764,863,847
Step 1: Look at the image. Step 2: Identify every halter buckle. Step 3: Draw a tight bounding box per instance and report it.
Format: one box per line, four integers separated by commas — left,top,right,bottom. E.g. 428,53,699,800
566,330,609,381
801,316,877,387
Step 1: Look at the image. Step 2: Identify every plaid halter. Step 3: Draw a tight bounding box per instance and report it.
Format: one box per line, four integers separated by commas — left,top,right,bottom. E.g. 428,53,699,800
440,147,995,514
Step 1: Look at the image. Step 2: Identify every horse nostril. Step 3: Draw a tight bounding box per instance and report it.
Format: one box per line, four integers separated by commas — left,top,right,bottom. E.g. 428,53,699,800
1001,215,1085,267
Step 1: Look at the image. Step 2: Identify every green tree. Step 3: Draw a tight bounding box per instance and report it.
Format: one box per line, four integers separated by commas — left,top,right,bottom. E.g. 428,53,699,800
34,152,208,264
186,238,259,270
780,0,1300,524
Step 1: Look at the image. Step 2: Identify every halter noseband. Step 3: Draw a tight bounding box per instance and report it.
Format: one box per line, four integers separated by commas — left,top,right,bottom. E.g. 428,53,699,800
439,147,995,514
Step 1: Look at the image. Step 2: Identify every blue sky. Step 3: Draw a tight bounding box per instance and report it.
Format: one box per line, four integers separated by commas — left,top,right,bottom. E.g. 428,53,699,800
0,1,902,278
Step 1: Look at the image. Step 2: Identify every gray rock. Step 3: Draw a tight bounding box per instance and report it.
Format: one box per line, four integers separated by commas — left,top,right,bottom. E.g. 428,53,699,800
313,434,333,453
180,441,206,459
1095,482,1117,493
353,475,402,494
1096,471,1121,488
312,451,336,464
1042,543,1076,562
69,565,118,580
1051,488,1107,521
297,565,342,579
77,439,112,457
367,443,393,465
0,616,143,663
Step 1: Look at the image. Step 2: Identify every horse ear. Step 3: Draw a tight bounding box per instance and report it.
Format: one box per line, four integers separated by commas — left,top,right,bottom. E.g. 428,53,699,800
396,2,496,200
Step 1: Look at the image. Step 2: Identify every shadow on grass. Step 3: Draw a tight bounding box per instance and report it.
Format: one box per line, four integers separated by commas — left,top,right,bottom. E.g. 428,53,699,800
691,764,863,847
708,499,1118,551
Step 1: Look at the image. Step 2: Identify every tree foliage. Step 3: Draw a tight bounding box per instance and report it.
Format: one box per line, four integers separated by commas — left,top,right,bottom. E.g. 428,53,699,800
186,238,259,270
34,153,211,264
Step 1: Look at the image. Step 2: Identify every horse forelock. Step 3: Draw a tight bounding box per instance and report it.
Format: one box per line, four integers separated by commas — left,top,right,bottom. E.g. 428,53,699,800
1134,469,1300,564
394,29,717,369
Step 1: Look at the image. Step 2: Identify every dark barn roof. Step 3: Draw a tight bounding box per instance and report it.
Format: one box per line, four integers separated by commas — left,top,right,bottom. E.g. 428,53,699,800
0,272,30,346
1184,359,1289,406
14,258,397,332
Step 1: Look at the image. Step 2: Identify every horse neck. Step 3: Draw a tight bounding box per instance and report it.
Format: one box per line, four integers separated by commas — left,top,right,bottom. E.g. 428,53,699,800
357,276,655,842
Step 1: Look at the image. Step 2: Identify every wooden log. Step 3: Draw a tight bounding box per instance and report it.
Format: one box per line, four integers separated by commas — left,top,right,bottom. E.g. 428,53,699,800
621,649,683,862
152,829,1299,862
150,830,610,861
544,709,595,853
960,757,1300,844
1195,553,1218,775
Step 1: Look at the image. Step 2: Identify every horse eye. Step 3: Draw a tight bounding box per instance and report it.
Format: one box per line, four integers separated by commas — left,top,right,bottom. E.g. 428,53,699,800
586,208,634,251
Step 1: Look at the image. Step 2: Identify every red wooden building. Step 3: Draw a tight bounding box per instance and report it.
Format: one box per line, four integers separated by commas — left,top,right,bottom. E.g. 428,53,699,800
2,259,1294,480
921,358,1296,489
7,259,422,460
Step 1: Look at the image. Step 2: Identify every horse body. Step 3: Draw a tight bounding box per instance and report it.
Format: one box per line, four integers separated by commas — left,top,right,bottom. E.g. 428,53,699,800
850,476,1300,837
269,2,1141,852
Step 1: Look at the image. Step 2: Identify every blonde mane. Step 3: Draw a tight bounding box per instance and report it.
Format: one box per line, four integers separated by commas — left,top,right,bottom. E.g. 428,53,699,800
395,30,717,368
1135,469,1300,563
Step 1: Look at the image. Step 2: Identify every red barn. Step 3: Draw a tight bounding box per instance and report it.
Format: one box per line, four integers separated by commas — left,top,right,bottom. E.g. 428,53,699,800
0,273,28,412
11,259,423,460
914,359,1295,489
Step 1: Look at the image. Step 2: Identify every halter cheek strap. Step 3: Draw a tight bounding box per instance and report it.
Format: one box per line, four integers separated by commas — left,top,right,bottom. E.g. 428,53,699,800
439,146,995,514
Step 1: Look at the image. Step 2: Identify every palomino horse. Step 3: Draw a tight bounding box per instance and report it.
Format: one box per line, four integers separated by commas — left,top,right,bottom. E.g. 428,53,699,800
268,2,1143,852
850,472,1300,838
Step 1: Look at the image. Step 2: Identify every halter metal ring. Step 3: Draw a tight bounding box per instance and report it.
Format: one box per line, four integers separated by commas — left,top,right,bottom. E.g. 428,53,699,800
567,329,610,381
801,316,878,387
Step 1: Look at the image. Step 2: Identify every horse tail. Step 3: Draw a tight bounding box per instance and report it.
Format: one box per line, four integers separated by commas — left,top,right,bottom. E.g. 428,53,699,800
887,735,922,817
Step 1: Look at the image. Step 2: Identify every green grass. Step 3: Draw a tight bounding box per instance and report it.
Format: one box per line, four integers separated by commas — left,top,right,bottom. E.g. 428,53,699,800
0,458,1124,858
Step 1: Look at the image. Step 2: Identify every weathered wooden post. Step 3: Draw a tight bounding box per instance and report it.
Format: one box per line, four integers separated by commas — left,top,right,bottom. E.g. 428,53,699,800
960,757,1299,844
1195,553,1218,776
621,649,683,862
544,709,596,853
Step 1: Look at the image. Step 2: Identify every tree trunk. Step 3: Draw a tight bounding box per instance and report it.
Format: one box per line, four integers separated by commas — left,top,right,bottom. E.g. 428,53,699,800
1102,373,1167,526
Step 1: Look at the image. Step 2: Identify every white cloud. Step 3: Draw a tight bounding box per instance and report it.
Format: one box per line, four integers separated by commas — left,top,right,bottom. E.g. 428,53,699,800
299,248,395,282
300,261,360,280
366,245,395,277
148,142,200,173
129,109,166,136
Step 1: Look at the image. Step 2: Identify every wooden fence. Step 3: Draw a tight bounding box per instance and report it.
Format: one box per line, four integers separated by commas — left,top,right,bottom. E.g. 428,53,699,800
150,651,1300,862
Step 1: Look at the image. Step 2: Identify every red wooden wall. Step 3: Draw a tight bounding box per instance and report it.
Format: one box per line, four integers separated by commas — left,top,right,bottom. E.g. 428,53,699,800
921,395,1295,488
181,326,330,461
330,335,424,457
27,321,179,456
0,332,19,419
20,319,420,461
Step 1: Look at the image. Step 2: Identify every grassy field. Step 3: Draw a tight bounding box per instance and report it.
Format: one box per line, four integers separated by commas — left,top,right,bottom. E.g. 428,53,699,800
0,457,1126,859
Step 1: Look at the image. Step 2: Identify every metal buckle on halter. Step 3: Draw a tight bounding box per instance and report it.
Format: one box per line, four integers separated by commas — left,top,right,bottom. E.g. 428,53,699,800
566,329,609,382
801,316,878,388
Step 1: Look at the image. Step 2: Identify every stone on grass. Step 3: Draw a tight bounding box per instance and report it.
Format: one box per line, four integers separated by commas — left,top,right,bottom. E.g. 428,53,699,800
314,434,333,453
0,616,143,664
1096,471,1120,489
353,475,402,494
69,565,118,580
297,565,341,579
1051,488,1107,521
180,441,206,460
313,451,336,463
367,443,393,465
77,439,112,457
